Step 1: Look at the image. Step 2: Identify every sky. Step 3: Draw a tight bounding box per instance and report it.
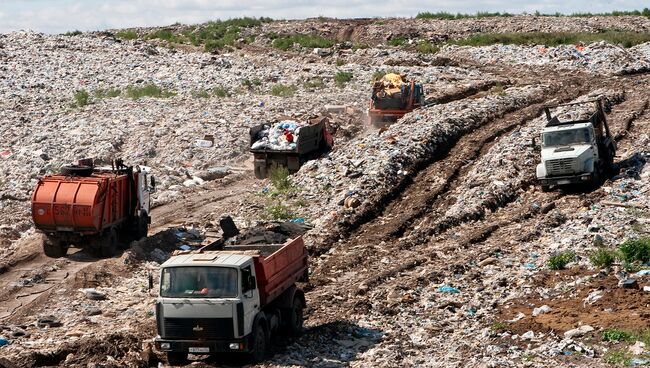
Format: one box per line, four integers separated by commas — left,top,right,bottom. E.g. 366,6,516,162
0,0,648,34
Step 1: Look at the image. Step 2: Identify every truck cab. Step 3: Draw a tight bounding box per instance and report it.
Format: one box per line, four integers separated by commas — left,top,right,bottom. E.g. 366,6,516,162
154,237,308,365
536,99,615,191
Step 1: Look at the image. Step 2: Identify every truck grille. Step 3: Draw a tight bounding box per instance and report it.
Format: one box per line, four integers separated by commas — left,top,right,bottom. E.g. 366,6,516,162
163,318,234,340
546,158,575,175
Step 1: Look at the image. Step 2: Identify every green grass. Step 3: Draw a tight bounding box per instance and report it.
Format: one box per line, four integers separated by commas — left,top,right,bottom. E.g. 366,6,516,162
589,247,618,268
213,86,230,97
270,84,297,97
303,78,325,90
371,70,400,82
265,202,294,220
73,89,90,107
269,167,292,193
604,350,632,366
125,84,175,100
416,11,513,20
492,82,507,96
272,34,335,50
547,250,576,270
115,30,138,40
137,17,271,52
602,328,634,342
450,31,650,48
192,89,210,98
618,237,650,263
335,59,346,66
388,36,407,46
416,41,439,54
93,88,121,99
334,71,353,88
490,322,508,332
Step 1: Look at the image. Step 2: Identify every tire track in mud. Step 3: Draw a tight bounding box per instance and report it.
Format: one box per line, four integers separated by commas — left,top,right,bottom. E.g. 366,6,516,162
308,78,650,323
310,77,601,286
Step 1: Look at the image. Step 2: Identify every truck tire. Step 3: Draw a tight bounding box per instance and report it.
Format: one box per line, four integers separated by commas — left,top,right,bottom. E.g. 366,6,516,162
100,228,118,258
43,237,66,258
249,320,268,363
253,163,266,179
60,164,93,177
135,215,148,240
287,297,304,336
166,352,188,366
541,185,551,193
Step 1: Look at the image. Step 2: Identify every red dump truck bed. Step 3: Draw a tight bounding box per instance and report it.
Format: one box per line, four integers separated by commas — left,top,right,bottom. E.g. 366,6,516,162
221,237,308,306
32,172,134,234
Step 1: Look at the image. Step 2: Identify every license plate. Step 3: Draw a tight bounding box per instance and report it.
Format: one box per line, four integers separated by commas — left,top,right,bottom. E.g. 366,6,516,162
557,179,571,185
189,347,210,353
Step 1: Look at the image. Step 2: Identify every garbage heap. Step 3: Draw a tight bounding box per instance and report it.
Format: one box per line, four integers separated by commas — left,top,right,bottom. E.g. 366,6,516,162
251,120,303,151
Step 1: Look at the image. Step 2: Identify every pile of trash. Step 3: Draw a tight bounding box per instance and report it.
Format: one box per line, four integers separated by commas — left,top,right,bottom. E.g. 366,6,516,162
289,84,550,245
440,41,650,75
251,120,303,151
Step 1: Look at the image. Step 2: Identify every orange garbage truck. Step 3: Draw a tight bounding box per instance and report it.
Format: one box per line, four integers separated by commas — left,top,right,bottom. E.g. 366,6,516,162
31,159,155,258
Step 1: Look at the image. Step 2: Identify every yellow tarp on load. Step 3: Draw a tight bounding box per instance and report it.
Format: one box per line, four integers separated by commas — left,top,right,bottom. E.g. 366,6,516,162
380,73,405,96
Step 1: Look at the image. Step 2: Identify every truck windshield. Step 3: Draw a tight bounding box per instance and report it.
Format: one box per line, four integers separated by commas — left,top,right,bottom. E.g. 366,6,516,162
542,128,592,147
160,267,238,298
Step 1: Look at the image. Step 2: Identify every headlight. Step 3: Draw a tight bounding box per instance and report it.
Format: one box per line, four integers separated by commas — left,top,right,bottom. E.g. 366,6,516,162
160,343,171,350
229,343,242,350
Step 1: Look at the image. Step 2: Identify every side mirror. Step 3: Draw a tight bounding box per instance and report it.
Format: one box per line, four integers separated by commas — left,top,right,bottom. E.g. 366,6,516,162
531,137,540,151
148,272,154,291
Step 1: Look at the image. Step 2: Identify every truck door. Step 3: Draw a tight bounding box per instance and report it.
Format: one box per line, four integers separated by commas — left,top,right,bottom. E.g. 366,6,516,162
240,264,260,337
138,172,150,214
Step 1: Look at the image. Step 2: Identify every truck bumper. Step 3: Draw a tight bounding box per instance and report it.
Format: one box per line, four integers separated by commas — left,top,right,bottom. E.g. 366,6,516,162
538,173,593,186
154,336,251,354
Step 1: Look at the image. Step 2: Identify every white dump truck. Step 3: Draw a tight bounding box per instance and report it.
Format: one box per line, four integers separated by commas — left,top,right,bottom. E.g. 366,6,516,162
153,236,308,365
536,99,616,191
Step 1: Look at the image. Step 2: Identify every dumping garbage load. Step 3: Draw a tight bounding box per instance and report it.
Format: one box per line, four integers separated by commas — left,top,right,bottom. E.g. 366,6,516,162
250,120,302,151
250,116,333,179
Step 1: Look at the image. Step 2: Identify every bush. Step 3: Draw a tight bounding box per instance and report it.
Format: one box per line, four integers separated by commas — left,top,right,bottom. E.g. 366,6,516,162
415,11,512,20
93,88,121,99
270,84,297,97
602,329,633,342
416,41,439,54
272,34,335,50
63,30,82,36
115,30,138,40
125,84,175,100
192,89,210,98
547,250,576,270
450,31,650,48
388,36,407,46
213,86,230,97
265,203,293,220
73,89,90,107
618,238,650,264
589,247,618,268
303,78,325,90
334,71,353,88
269,167,292,192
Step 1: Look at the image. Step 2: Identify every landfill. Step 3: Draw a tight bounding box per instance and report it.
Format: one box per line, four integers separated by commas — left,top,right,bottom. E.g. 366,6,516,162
1,14,650,368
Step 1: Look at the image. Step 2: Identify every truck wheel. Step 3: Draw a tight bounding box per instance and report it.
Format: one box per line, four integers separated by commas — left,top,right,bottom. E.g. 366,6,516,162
166,352,188,366
253,163,266,179
43,237,66,258
137,216,149,240
249,320,268,363
287,297,304,336
100,229,118,258
541,185,551,193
